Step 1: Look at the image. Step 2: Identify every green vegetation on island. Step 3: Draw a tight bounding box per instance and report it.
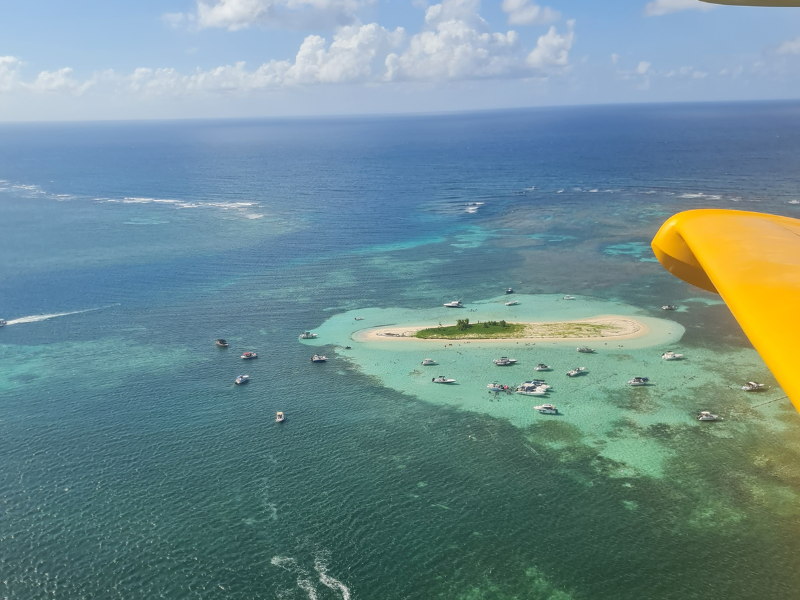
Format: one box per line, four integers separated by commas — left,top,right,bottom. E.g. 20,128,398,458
413,318,618,340
414,319,526,339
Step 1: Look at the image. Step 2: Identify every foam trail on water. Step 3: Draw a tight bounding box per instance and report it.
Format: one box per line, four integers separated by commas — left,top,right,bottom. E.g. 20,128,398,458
271,556,320,600
315,556,351,600
4,305,117,325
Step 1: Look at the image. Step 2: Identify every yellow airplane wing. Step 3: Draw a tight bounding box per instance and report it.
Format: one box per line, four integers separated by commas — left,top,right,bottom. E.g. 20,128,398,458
652,209,800,409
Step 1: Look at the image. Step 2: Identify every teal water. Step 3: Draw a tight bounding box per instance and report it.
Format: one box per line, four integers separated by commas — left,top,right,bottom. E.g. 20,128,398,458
3,105,800,599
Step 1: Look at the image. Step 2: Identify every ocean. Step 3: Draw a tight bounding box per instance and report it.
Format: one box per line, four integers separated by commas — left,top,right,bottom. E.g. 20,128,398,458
2,102,800,599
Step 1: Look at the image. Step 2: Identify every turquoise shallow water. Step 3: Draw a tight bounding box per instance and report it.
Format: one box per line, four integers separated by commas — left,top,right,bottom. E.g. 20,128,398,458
3,106,800,599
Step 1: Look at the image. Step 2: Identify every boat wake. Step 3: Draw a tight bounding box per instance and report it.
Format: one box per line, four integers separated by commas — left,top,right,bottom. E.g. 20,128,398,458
4,304,118,326
271,552,351,600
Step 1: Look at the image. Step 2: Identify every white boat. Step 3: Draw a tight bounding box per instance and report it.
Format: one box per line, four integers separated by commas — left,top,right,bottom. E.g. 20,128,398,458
299,331,318,339
234,375,249,385
487,383,505,392
493,356,517,366
516,381,549,396
241,351,258,359
506,288,514,294
0,319,6,327
432,376,456,384
627,376,649,386
576,346,595,354
354,317,364,321
742,381,766,392
567,367,586,377
311,354,327,362
215,338,228,348
661,305,677,311
443,300,463,308
504,300,519,306
661,351,683,361
563,295,576,300
698,411,720,421
276,411,285,423
534,364,551,371
421,358,438,366
534,404,558,414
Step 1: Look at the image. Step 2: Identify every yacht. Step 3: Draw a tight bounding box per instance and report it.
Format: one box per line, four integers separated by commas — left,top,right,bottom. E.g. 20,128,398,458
443,300,463,308
534,404,558,414
534,364,551,371
234,375,249,385
576,346,595,353
432,376,456,384
661,351,683,361
563,295,576,300
506,288,514,294
698,411,720,421
275,411,285,423
504,300,519,306
215,338,228,348
493,357,517,366
241,351,258,360
742,381,766,392
516,381,549,396
311,354,328,362
487,383,505,392
567,367,586,377
421,358,438,366
661,305,677,311
627,377,650,386
299,331,318,339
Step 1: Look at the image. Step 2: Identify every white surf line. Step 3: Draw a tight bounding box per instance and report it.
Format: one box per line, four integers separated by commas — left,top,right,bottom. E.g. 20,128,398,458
315,557,351,600
4,304,119,325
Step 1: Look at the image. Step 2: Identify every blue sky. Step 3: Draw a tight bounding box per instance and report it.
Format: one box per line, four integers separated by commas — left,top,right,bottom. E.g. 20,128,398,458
2,0,800,120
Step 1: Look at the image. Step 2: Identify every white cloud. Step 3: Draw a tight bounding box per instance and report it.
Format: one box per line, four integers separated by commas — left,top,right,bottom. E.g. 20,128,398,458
501,0,559,26
178,0,370,31
128,21,404,94
643,0,714,17
386,0,574,81
777,36,800,55
526,21,575,70
0,56,93,95
636,61,651,75
611,53,620,64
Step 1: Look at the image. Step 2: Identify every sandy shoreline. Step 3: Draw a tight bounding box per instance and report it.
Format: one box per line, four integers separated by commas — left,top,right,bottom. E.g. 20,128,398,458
353,315,649,343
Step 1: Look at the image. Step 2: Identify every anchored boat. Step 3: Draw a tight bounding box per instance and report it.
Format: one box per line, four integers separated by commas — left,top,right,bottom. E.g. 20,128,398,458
534,364,551,371
432,376,456,384
534,404,558,414
627,377,649,386
698,411,720,421
311,354,328,363
421,358,438,366
299,331,318,339
443,300,463,308
276,411,285,423
576,347,595,354
493,357,517,366
241,351,258,359
234,375,249,385
661,351,683,361
567,367,587,377
742,381,766,392
215,338,228,348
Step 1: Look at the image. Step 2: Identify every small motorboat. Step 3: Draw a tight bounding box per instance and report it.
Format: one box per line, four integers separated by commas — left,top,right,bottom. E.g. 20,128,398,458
505,300,519,306
354,317,364,321
567,367,586,377
421,358,438,366
276,411,285,423
344,346,352,349
506,288,514,294
234,375,249,385
493,357,517,366
0,319,7,327
742,381,767,392
661,351,683,361
241,351,258,360
215,338,228,348
311,354,328,362
299,331,318,339
487,383,505,392
534,364,551,371
576,347,595,354
443,300,463,308
628,377,650,386
563,295,576,300
534,404,558,414
661,305,677,311
432,376,456,384
698,411,720,421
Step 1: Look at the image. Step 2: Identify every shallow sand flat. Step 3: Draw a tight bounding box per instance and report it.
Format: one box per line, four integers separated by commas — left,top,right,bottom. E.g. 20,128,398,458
357,314,648,343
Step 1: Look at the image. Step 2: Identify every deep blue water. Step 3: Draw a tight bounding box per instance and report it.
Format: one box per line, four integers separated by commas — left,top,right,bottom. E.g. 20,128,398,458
2,102,800,599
